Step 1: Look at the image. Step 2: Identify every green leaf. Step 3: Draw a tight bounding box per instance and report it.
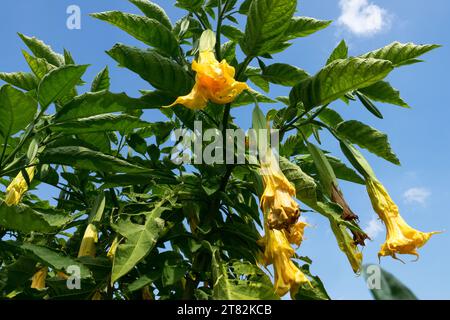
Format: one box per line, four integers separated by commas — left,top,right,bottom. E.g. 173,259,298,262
0,72,38,91
362,264,418,300
279,156,317,202
21,243,91,278
295,264,330,300
38,65,88,110
355,91,384,119
208,243,278,300
252,104,266,131
318,108,344,127
306,142,336,196
360,42,440,67
262,63,309,86
129,0,172,29
176,0,205,11
51,114,150,135
56,90,150,121
111,201,168,283
221,25,244,42
326,39,348,65
40,146,149,173
18,33,64,67
336,120,400,165
0,85,37,138
107,44,193,96
22,50,56,79
359,81,409,108
92,11,178,57
339,141,376,179
241,0,297,56
286,17,332,39
91,67,110,92
290,58,394,110
0,202,73,234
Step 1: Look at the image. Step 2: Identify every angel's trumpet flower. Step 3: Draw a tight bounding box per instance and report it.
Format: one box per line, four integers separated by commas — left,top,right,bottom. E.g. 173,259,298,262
4,167,36,206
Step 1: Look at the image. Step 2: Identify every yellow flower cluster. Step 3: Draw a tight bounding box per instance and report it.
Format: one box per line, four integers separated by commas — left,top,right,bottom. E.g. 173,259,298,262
366,178,437,258
258,149,309,297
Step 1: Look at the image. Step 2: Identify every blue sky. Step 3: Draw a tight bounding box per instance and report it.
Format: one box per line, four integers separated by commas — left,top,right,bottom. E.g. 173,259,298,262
1,0,449,299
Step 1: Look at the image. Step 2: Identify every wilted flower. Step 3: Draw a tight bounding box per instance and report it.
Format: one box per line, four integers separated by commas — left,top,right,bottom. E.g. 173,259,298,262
4,167,36,206
260,150,300,230
366,178,437,258
258,228,310,297
142,286,154,300
78,223,98,258
285,221,308,247
331,183,358,221
31,267,48,290
167,30,248,110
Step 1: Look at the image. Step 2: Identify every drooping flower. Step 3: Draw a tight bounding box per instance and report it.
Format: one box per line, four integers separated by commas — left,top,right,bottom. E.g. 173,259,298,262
167,30,249,110
258,228,310,297
285,221,308,247
4,167,36,206
260,150,300,230
78,223,98,258
366,177,437,258
31,267,48,290
107,236,119,260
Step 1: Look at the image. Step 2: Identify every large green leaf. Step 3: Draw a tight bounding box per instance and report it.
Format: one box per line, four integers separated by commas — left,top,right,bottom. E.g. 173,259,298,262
326,39,348,65
111,201,168,283
208,244,278,300
0,72,38,91
0,202,73,234
52,114,150,135
40,146,149,173
336,120,400,165
92,11,178,57
56,90,150,121
279,156,317,202
0,85,38,138
38,65,88,110
129,0,172,29
285,17,332,39
362,264,418,300
262,63,309,86
21,243,91,278
22,51,56,79
241,0,297,56
360,42,440,67
91,67,110,92
290,58,393,110
18,33,64,67
107,44,193,96
294,264,330,300
359,81,409,108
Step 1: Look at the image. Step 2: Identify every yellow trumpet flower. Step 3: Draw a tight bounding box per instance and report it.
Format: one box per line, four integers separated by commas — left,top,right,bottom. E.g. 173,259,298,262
78,223,98,258
366,178,437,258
167,31,248,110
31,267,48,290
107,236,120,260
258,228,310,297
4,167,36,206
260,150,300,230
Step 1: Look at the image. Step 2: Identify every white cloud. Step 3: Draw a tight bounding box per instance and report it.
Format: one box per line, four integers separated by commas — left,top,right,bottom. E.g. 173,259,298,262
403,187,431,206
364,216,383,239
337,0,390,36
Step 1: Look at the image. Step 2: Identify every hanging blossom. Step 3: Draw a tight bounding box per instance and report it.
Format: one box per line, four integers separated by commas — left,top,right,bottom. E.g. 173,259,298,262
4,167,36,206
260,149,300,230
166,30,249,110
31,266,48,291
78,223,98,258
258,227,310,297
366,177,438,259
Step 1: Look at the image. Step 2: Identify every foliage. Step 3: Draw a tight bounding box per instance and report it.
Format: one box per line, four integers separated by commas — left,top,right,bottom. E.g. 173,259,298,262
0,0,438,300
